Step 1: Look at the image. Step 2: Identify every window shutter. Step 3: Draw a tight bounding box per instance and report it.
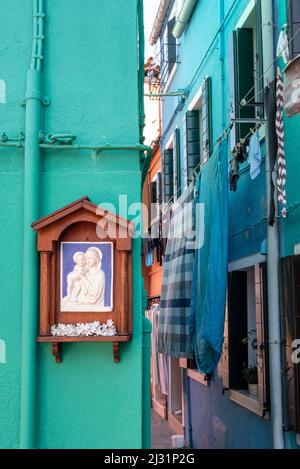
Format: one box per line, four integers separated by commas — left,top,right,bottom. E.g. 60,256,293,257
163,149,174,203
228,271,248,390
229,32,237,148
201,76,212,164
282,255,300,432
150,181,157,204
258,263,270,412
173,128,181,199
287,0,300,58
182,116,188,186
185,110,200,181
167,16,176,74
234,28,255,140
157,172,162,205
255,0,264,118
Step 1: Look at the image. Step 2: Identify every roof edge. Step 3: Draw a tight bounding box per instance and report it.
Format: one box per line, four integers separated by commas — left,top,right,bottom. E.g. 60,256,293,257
149,0,171,46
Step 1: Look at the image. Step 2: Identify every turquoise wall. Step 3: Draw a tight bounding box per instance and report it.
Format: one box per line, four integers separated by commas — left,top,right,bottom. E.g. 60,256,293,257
0,0,144,449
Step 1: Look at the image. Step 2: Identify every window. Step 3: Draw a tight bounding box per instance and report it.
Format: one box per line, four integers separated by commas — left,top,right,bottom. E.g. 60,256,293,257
282,255,300,433
287,0,300,58
184,77,212,185
231,1,263,142
163,129,181,203
160,7,179,90
163,148,174,204
228,261,270,416
173,128,181,199
150,172,162,225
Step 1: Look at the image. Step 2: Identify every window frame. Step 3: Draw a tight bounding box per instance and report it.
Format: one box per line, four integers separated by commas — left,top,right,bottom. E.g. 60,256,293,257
226,255,270,418
231,1,264,143
161,3,179,92
287,0,300,59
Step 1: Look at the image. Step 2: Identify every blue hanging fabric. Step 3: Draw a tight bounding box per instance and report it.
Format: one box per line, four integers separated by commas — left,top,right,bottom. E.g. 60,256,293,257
158,185,195,359
190,141,229,374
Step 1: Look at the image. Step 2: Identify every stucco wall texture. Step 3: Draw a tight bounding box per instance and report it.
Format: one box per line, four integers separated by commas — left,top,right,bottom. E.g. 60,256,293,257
0,1,144,448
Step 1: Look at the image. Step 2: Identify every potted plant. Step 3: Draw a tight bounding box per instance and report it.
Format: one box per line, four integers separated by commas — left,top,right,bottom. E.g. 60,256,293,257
242,363,258,396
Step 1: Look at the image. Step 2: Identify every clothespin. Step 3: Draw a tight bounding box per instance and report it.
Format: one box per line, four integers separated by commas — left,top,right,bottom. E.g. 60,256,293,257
249,127,255,135
266,77,271,89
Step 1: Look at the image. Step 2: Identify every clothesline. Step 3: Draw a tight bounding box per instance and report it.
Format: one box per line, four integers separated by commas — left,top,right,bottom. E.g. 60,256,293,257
163,120,263,213
241,24,300,106
163,123,232,211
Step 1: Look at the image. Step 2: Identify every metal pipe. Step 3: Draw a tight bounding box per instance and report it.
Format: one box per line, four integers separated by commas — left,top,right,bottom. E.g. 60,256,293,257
39,143,152,153
144,91,188,98
172,0,198,39
0,142,24,148
142,316,152,449
261,0,284,449
20,0,45,449
138,0,145,142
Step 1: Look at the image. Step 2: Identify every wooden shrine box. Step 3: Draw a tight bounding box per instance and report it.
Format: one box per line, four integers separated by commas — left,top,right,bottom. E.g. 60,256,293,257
32,196,134,363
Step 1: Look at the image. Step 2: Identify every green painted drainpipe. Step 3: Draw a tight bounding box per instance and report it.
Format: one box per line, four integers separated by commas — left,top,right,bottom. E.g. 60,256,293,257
137,0,152,449
20,0,45,449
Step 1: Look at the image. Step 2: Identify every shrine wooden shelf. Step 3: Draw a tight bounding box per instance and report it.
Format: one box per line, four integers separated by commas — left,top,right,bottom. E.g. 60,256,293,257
37,334,132,364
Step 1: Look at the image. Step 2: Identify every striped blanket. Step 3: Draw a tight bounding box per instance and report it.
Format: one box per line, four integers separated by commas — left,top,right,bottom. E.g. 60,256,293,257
158,185,195,358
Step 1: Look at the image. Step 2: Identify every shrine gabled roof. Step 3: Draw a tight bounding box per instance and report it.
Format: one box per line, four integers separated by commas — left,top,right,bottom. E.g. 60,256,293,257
32,196,135,234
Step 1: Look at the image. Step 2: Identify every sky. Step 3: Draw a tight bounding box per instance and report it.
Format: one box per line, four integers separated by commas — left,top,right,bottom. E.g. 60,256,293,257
144,0,161,60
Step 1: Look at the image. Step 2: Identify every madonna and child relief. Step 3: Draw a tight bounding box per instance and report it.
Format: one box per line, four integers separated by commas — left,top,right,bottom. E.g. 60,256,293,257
61,242,113,312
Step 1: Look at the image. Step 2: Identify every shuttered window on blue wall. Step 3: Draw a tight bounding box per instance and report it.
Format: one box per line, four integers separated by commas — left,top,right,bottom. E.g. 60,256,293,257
287,0,300,58
186,110,200,180
233,28,256,140
201,76,212,164
163,149,174,203
173,128,181,199
185,77,212,179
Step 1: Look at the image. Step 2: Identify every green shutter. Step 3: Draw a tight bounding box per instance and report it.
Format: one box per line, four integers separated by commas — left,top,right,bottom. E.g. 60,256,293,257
201,76,212,164
255,0,264,118
167,16,176,75
157,172,162,205
150,181,157,204
173,128,181,199
163,149,174,203
186,110,200,180
287,0,300,58
234,28,255,140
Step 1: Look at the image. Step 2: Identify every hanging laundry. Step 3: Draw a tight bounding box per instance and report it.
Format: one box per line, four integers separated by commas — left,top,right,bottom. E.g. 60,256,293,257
264,79,278,226
283,54,300,117
145,249,154,267
147,304,168,395
190,142,229,374
229,136,249,191
276,68,287,218
248,130,262,180
229,157,239,192
276,25,290,64
158,185,195,359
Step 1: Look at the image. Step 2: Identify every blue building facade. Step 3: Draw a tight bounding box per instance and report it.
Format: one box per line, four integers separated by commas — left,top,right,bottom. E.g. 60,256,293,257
149,0,300,449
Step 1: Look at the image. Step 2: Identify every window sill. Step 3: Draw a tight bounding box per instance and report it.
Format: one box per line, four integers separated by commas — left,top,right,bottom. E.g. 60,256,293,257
187,368,208,386
229,389,268,418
